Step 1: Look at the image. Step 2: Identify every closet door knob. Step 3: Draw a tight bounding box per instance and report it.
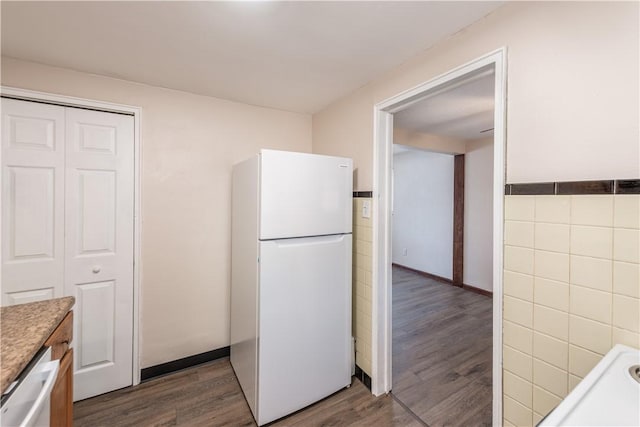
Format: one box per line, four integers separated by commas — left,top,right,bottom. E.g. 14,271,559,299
92,266,101,274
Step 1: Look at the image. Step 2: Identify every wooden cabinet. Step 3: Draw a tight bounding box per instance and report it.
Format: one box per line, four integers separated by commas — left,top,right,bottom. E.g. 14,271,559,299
45,311,72,360
45,311,73,426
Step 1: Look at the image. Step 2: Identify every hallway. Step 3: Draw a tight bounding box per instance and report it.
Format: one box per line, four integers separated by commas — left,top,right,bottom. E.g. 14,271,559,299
392,265,493,426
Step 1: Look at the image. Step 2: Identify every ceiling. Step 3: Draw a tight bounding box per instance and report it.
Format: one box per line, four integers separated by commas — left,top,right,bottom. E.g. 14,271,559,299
393,144,413,155
394,72,495,140
1,1,503,114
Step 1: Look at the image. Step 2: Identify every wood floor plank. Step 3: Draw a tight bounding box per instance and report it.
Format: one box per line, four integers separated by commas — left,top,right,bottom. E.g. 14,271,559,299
75,265,492,426
391,265,493,426
74,369,200,423
74,358,420,426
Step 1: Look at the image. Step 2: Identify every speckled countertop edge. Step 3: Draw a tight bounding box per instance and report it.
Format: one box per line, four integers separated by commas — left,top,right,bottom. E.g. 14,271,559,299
1,297,75,394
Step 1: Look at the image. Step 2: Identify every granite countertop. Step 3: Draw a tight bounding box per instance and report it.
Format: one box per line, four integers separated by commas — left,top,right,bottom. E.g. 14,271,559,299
1,297,75,394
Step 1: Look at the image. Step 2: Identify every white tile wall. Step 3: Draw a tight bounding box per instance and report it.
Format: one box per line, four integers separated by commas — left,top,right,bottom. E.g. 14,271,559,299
568,344,601,377
535,223,570,253
570,255,612,292
503,194,640,426
535,196,571,224
505,271,534,301
534,277,569,311
570,195,613,227
534,250,570,282
353,198,373,375
613,261,640,298
571,225,613,259
352,192,639,424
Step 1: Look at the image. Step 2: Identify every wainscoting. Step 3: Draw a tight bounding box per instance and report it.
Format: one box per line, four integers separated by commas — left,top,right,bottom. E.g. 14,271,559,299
503,191,639,426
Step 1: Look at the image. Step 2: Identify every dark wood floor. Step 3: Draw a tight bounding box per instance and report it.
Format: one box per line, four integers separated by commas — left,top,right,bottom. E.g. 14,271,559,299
74,267,492,427
74,357,423,427
391,266,493,427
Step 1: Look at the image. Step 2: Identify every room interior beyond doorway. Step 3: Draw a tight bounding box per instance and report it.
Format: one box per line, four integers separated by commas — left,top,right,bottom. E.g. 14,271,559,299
392,69,495,294
388,67,496,426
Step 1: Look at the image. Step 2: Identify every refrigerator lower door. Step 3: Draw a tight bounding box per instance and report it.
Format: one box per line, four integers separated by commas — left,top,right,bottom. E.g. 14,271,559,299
257,234,352,426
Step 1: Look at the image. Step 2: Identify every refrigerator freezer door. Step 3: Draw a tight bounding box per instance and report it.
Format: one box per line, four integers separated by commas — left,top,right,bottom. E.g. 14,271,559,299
260,150,352,240
257,234,352,426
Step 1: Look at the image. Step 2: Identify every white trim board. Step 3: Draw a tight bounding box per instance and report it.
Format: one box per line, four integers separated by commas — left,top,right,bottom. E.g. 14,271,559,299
370,48,506,426
1,85,143,387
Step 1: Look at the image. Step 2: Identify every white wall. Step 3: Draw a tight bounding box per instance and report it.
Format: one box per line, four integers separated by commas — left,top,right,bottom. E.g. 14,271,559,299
313,2,639,188
0,57,312,368
392,138,493,289
464,137,493,291
392,148,454,279
394,127,466,155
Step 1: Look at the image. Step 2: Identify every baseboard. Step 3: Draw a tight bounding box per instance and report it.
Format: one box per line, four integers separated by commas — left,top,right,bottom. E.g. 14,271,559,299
393,263,454,284
393,263,492,298
462,283,493,298
354,364,372,390
140,346,230,382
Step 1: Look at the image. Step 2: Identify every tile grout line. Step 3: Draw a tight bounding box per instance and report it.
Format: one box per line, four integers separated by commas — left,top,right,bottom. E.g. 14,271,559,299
567,196,573,393
530,197,537,423
610,207,615,350
390,393,430,427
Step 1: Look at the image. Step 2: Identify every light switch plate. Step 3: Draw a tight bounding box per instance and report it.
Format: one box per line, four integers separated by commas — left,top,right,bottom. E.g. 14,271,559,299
362,200,371,218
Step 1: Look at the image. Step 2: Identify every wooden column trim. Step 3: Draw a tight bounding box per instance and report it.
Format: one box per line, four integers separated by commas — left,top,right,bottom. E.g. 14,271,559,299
453,154,464,287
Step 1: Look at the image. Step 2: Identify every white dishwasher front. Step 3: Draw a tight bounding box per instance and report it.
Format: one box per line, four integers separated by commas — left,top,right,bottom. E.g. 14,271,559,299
1,347,59,427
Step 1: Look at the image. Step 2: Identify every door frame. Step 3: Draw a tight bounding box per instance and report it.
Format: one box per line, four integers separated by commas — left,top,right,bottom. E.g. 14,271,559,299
1,86,143,386
371,48,506,426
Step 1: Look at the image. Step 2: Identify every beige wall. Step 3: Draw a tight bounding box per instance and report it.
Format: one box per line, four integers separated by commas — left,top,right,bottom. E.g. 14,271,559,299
393,128,466,155
1,57,312,368
313,2,639,189
392,150,455,279
311,0,640,413
464,137,494,291
503,194,639,426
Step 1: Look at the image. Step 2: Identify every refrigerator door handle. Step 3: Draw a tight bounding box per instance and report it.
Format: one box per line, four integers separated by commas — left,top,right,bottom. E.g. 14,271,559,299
267,234,347,247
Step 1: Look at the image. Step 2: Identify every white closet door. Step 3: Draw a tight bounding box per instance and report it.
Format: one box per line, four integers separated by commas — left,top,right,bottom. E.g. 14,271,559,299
64,108,134,401
1,99,65,305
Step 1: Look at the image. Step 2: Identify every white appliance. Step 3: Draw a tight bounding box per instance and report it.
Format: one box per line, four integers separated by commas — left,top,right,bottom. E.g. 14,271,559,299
1,347,59,427
230,149,353,426
539,344,640,426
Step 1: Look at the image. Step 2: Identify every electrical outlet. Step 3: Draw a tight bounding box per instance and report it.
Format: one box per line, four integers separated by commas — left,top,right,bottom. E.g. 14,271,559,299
362,200,371,218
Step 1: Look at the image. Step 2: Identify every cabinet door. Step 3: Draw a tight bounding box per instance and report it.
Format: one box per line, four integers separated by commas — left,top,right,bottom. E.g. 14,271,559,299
45,311,73,360
50,348,73,427
1,98,65,305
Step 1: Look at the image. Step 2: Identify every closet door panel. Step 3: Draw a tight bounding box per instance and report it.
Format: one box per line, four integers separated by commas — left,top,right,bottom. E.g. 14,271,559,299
64,107,134,401
1,98,135,401
1,99,65,305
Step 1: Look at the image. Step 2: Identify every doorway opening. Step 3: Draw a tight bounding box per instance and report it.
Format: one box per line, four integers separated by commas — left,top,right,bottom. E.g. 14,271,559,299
371,49,506,425
390,69,495,425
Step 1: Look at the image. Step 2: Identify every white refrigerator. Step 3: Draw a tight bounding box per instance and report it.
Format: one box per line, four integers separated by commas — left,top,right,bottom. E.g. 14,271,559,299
230,149,352,426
